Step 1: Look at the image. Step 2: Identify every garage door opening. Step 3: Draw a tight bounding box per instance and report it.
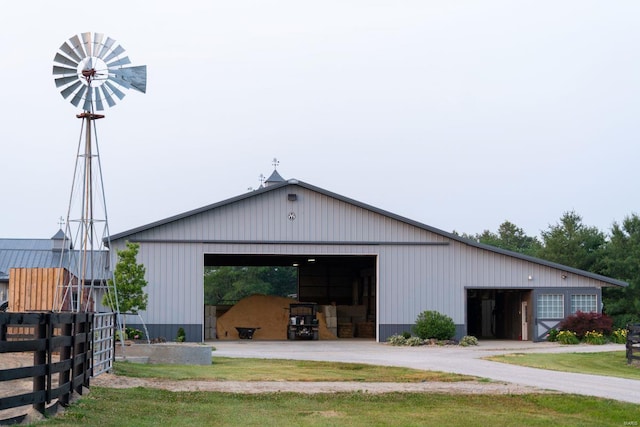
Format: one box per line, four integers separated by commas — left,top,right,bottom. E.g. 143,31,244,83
466,289,532,340
203,254,377,340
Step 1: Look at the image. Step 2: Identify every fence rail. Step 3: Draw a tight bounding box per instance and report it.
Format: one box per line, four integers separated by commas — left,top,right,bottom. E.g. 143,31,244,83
627,323,640,365
0,312,98,422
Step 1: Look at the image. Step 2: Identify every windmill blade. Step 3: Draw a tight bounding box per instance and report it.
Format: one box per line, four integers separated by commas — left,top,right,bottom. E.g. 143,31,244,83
94,88,105,111
106,56,131,68
105,80,126,100
97,37,115,59
111,66,147,93
68,35,86,59
53,65,77,76
100,85,116,108
60,80,83,99
54,53,78,68
109,76,131,90
92,33,104,58
59,41,82,63
81,32,93,57
70,85,88,107
55,75,79,88
103,45,126,63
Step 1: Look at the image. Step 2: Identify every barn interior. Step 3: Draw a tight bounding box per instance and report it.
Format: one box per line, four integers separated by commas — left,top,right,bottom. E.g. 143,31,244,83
203,254,376,340
466,289,532,340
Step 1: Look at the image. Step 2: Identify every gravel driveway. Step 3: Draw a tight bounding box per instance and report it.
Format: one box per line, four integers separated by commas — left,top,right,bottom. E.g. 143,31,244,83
211,339,639,404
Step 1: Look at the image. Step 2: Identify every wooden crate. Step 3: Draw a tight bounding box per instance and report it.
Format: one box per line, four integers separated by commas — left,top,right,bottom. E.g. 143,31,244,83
8,268,65,312
338,323,353,338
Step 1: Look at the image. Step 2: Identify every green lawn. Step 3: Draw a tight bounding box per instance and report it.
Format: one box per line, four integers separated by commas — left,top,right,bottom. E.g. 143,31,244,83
40,388,640,427
31,354,640,426
486,351,640,380
113,357,473,382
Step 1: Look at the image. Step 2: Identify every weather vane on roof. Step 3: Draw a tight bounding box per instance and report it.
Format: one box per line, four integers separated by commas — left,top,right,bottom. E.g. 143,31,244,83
272,158,279,170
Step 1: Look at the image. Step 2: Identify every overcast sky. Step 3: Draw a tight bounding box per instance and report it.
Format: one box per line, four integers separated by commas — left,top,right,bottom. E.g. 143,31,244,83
1,1,638,240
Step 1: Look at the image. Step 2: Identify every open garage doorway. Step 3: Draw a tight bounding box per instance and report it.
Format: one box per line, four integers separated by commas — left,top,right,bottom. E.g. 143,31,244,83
466,289,532,340
203,254,377,340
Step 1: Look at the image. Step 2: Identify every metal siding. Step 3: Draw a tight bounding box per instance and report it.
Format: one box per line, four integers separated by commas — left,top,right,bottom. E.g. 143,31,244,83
111,240,203,336
108,184,619,342
118,187,449,245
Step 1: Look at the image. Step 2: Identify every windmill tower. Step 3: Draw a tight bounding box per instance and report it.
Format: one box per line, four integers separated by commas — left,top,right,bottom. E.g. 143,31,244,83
51,32,146,313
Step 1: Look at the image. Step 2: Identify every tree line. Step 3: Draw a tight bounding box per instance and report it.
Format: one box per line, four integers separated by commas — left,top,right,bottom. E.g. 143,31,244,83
458,211,640,328
204,266,297,305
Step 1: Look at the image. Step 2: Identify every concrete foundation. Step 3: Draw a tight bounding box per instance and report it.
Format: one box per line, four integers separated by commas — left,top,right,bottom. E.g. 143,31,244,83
116,343,213,365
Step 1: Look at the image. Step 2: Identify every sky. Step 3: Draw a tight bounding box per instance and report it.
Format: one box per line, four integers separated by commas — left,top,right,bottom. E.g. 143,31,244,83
1,1,639,240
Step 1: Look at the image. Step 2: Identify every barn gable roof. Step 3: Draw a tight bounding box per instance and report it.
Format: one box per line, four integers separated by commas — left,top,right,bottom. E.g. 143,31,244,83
108,179,627,288
0,231,109,281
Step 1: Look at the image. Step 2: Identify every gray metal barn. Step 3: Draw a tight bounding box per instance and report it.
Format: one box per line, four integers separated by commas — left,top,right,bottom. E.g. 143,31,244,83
108,177,626,342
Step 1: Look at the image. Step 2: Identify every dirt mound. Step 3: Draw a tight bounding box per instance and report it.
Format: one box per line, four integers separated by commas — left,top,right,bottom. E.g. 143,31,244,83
216,295,337,340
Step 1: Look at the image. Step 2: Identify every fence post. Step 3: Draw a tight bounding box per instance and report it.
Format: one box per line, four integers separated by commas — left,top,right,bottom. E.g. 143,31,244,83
73,313,91,394
59,321,73,406
628,324,632,364
628,324,639,365
33,313,47,414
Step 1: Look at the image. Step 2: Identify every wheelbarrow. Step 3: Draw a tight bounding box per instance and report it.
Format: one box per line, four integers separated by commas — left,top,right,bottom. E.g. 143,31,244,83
236,327,260,339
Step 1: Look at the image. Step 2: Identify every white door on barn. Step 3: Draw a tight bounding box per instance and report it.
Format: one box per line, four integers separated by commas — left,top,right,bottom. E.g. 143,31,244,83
521,301,528,341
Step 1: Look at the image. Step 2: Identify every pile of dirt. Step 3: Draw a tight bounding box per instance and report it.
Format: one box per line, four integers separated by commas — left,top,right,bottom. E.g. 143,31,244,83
216,295,337,340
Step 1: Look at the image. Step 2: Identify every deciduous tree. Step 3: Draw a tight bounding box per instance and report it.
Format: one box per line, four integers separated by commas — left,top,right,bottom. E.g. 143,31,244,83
601,213,640,327
103,242,148,315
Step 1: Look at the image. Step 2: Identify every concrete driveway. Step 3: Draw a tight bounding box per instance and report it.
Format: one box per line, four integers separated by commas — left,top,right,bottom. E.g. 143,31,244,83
211,339,640,404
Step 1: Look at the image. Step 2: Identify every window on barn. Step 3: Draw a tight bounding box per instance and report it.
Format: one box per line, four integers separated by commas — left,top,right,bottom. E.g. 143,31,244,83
570,294,597,314
537,294,564,318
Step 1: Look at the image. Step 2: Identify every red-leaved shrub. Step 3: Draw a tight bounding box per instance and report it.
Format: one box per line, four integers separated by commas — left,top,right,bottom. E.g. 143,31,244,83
559,311,613,338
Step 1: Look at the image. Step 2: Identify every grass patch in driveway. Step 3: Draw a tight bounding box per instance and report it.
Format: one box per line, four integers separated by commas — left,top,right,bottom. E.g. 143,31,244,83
39,388,640,427
113,358,473,382
486,351,640,380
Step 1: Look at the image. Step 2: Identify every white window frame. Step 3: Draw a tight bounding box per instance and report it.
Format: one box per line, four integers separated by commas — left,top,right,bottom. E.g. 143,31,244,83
537,294,564,319
570,294,597,314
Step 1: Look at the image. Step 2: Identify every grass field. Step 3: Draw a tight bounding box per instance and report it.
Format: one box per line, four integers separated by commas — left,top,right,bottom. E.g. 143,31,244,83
486,351,640,380
40,388,640,427
31,353,640,426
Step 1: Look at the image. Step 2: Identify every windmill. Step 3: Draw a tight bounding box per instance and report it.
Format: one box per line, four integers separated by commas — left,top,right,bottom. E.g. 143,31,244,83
51,32,146,314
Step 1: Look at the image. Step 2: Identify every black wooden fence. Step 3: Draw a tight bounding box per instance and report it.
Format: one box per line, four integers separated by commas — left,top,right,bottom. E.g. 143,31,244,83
627,323,640,365
0,312,94,422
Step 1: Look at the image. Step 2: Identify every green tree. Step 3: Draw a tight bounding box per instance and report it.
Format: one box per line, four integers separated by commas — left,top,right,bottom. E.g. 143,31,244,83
259,267,298,297
536,211,606,272
204,266,297,305
472,221,542,256
204,266,240,305
103,242,148,315
601,214,640,327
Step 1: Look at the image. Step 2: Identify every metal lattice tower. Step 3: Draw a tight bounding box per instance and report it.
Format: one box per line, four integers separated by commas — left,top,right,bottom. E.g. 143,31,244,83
51,32,146,313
